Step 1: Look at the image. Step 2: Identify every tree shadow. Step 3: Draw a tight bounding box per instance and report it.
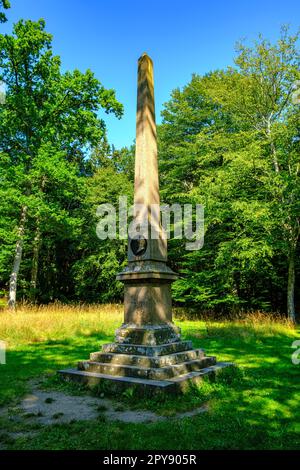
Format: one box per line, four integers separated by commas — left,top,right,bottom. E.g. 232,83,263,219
0,330,113,406
182,321,299,445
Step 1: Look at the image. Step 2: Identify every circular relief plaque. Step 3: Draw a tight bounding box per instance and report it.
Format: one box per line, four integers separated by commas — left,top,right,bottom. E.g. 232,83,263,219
130,236,147,256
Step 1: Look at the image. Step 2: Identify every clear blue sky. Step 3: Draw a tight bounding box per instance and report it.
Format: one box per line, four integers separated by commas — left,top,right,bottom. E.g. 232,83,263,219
2,0,300,148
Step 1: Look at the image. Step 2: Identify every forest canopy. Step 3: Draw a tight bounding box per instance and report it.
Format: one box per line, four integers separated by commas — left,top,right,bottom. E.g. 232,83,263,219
0,19,299,320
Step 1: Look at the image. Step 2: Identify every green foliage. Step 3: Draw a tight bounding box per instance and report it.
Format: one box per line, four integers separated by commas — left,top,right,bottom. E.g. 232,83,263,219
0,19,124,303
70,164,132,302
0,0,10,23
159,27,300,316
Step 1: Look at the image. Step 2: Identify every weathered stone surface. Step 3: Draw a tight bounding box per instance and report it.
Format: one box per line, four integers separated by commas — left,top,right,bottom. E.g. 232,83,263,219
59,362,234,395
122,282,174,325
117,260,177,280
90,348,206,367
115,323,181,345
78,356,216,380
59,369,176,393
101,340,193,357
118,53,177,330
129,53,166,263
168,363,235,389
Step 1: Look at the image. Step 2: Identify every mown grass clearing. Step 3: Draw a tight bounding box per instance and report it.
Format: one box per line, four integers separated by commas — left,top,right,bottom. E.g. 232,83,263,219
0,304,299,450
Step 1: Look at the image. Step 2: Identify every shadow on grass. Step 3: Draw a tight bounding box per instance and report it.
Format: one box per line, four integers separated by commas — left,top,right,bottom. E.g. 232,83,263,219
0,330,113,406
181,322,299,446
0,321,299,450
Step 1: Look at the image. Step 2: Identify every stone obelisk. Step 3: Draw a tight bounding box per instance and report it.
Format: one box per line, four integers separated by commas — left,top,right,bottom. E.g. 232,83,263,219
115,53,179,344
59,54,232,394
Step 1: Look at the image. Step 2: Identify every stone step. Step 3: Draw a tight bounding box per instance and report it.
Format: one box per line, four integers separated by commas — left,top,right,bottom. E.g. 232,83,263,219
101,340,193,357
78,356,216,380
115,324,181,346
168,362,235,384
59,368,176,392
58,361,234,395
90,348,206,368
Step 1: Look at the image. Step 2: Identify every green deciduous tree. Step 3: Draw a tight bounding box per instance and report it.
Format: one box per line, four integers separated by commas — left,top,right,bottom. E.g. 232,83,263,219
159,27,300,320
0,19,123,308
0,0,10,23
71,160,132,302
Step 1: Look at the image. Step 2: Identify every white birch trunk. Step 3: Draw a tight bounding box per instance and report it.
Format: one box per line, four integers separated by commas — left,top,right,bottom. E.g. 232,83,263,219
8,205,27,310
30,222,41,301
287,248,296,322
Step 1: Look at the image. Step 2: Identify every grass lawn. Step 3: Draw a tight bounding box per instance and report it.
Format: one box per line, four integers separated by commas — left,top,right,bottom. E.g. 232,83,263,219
0,304,299,450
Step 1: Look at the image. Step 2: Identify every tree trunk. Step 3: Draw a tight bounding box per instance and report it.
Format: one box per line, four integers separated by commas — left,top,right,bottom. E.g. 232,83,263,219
30,222,41,302
30,177,45,301
8,205,27,310
266,118,280,173
270,140,280,173
287,247,296,322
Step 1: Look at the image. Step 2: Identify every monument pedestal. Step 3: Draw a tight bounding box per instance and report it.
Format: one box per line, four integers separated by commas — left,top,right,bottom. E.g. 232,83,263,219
59,336,232,395
59,258,232,395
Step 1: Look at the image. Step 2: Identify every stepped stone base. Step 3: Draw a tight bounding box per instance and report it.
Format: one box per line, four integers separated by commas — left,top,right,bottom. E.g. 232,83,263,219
101,340,193,356
59,363,233,394
115,323,181,345
59,324,233,394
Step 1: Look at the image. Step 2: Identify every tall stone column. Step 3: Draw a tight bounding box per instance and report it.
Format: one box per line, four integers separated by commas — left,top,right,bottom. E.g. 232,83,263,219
133,53,166,262
116,53,178,344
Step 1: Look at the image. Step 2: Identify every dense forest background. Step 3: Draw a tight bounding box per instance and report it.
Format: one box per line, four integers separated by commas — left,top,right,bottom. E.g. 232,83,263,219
0,10,299,319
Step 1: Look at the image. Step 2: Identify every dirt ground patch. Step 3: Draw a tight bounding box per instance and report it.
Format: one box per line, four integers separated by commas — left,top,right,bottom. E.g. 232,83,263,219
0,380,208,433
19,388,166,424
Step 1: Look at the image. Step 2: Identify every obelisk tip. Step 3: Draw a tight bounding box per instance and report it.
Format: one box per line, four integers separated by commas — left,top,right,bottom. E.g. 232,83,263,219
138,52,153,63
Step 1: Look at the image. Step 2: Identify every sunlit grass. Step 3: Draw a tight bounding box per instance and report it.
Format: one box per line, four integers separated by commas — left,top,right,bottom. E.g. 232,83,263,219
0,304,299,450
1,303,295,346
0,303,123,346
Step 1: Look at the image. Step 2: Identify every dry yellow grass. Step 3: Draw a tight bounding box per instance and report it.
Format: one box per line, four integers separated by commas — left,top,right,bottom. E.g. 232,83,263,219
0,303,123,346
0,303,295,348
203,311,295,338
